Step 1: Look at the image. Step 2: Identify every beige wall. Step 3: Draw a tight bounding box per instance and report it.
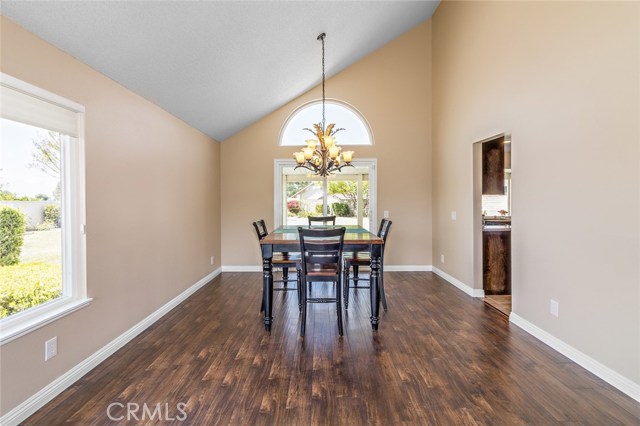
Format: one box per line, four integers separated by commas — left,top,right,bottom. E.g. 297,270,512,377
432,1,639,383
0,16,221,415
221,21,432,267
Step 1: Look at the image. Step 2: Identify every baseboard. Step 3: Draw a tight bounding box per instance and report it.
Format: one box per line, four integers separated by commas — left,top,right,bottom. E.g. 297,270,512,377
509,312,640,403
221,265,433,272
0,267,222,426
431,267,485,298
385,265,433,272
221,265,262,272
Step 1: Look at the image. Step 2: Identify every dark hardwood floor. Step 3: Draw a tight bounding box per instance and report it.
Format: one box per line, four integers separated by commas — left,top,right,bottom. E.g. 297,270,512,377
23,272,640,425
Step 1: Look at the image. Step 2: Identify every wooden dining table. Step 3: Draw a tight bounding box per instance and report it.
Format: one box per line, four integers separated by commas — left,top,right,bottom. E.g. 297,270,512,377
259,225,384,332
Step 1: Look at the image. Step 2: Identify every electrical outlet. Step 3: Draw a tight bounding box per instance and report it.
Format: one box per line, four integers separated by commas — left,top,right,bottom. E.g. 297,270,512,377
550,300,559,317
451,211,457,220
440,254,445,263
45,337,57,361
383,210,389,219
210,256,214,265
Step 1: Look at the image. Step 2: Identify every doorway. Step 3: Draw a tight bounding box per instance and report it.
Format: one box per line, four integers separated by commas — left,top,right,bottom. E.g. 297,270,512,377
473,134,512,318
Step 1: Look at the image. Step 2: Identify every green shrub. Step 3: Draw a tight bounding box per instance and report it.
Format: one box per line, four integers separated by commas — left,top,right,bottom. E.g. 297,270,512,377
0,262,62,318
332,202,351,217
43,204,61,228
0,207,27,266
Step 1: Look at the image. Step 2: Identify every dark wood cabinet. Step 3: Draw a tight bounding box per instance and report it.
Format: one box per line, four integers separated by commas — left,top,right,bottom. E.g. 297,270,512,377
483,229,511,295
482,137,505,194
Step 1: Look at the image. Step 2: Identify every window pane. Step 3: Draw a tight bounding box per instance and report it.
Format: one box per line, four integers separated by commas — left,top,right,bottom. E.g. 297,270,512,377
282,166,370,229
0,118,63,318
280,100,372,146
328,172,369,229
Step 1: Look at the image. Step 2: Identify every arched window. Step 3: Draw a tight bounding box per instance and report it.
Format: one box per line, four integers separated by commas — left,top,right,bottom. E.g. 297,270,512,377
279,99,373,147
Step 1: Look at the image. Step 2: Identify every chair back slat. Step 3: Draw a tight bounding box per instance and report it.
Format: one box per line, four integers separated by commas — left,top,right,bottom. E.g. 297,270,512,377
378,219,392,241
252,219,268,240
308,215,337,226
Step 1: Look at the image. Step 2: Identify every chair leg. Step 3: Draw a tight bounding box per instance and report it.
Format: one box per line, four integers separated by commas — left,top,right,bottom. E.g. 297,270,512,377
353,265,359,286
336,277,344,336
343,266,350,309
282,267,289,287
300,281,307,337
297,269,303,312
380,270,388,311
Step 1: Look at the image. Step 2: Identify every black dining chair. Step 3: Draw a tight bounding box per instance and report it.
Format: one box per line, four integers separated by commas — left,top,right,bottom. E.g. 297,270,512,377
298,226,346,337
343,219,392,311
308,215,336,226
252,220,301,310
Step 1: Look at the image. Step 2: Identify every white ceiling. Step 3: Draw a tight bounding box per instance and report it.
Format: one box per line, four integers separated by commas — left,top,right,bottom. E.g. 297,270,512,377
1,1,439,141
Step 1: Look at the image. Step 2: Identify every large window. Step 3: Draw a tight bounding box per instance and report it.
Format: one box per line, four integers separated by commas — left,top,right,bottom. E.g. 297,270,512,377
277,99,375,229
275,160,376,230
0,74,88,344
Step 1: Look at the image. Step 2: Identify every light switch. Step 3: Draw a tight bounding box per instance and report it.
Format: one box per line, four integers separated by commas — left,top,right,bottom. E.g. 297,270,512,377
383,210,389,218
451,211,457,220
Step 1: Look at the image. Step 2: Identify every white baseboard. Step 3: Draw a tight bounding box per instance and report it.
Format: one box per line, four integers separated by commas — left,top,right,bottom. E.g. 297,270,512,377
432,267,485,298
221,265,262,272
221,265,433,272
385,265,433,272
509,312,640,403
0,267,222,426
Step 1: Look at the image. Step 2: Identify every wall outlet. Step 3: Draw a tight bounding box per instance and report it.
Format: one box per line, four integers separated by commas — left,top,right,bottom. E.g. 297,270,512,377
440,254,445,263
45,337,57,361
383,210,389,219
210,256,215,265
451,211,457,220
550,300,559,317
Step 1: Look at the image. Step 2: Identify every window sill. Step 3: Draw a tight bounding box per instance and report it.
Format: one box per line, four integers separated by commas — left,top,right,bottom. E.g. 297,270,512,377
0,298,92,346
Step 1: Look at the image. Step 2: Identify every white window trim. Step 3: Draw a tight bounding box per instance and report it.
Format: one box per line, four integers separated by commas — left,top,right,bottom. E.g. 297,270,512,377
278,98,374,146
0,73,90,345
274,158,377,231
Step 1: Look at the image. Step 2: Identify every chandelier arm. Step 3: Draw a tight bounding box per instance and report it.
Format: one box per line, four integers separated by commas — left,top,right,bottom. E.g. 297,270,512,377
294,164,320,174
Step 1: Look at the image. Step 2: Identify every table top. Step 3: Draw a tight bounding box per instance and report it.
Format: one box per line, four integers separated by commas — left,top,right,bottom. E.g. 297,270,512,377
260,225,383,245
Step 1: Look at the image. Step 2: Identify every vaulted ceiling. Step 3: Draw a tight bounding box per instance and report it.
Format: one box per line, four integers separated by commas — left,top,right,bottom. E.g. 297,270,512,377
1,1,439,141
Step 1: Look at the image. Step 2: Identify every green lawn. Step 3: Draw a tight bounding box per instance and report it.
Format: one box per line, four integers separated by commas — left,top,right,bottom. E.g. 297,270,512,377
21,229,62,264
0,229,62,319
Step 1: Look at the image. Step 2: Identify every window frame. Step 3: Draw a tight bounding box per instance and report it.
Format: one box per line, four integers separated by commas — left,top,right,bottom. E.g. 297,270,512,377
0,73,90,345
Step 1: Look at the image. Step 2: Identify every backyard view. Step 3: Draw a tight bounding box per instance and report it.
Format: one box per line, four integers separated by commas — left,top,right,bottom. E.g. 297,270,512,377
284,168,370,228
0,118,63,319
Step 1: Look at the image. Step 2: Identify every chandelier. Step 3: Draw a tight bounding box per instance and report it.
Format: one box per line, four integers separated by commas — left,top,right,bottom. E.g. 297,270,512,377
293,33,354,177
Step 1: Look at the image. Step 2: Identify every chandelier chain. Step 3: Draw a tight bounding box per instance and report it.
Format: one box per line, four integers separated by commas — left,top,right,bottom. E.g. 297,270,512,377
320,32,326,130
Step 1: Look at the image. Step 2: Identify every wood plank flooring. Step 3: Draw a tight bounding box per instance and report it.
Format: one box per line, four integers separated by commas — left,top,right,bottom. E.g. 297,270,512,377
22,272,640,425
484,295,512,319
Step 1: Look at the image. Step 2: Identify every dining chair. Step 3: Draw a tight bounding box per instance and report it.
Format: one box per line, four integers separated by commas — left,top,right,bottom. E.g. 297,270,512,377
252,220,301,311
308,215,336,226
298,226,346,337
343,219,392,311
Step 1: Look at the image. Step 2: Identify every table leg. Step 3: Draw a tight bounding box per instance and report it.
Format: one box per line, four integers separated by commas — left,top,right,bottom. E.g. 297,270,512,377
369,244,382,331
261,246,273,332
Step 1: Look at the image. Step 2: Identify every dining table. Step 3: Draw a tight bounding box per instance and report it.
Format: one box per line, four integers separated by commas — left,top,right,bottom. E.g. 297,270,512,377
259,224,384,332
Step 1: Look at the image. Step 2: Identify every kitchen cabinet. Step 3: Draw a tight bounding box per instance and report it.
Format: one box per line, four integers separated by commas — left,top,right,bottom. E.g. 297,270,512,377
483,228,511,295
482,137,505,194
